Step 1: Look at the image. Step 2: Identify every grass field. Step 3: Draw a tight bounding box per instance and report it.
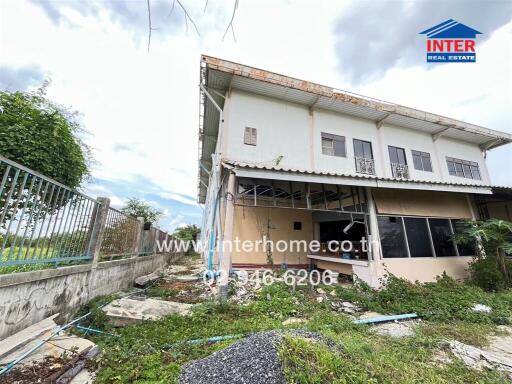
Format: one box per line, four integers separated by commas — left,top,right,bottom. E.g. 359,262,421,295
76,273,512,383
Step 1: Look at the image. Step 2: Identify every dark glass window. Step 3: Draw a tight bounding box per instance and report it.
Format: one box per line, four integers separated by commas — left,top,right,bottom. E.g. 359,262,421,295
447,160,457,176
429,218,457,256
377,216,408,258
451,219,476,256
446,157,481,180
404,217,433,257
353,139,373,159
470,163,481,180
412,150,433,172
321,133,346,157
293,221,302,231
389,146,407,165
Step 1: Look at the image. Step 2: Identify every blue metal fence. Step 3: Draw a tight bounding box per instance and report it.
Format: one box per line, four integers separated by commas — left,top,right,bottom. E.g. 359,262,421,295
0,155,99,267
0,155,178,272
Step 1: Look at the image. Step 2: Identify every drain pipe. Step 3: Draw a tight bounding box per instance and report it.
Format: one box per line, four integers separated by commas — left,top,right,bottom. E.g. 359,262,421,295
218,171,236,300
200,83,225,279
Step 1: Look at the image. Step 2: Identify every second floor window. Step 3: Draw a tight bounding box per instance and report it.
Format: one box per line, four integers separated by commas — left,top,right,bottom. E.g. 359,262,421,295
353,139,374,175
388,146,409,179
321,133,346,157
412,150,433,172
244,127,257,146
353,139,373,159
446,157,481,180
388,146,407,165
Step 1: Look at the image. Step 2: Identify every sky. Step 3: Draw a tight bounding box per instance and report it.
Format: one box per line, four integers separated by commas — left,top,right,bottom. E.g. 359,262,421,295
0,0,511,231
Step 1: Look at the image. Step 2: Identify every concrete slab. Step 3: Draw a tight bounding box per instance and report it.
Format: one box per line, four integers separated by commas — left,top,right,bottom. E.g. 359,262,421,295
372,322,416,338
134,272,161,288
102,297,193,326
0,332,96,367
0,314,59,361
70,369,96,384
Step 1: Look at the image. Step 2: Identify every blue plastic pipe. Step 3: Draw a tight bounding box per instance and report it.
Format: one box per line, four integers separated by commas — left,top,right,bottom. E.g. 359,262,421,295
353,313,418,325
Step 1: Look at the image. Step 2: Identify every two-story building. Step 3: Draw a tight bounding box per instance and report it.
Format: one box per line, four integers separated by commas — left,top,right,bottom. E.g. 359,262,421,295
197,55,512,292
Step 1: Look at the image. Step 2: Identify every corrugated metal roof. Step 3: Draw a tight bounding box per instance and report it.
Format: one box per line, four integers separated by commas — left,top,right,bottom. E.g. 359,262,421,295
224,159,504,190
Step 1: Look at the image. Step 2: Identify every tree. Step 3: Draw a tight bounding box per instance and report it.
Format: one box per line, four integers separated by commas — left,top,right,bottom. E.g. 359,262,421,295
120,197,163,225
454,219,512,291
0,89,90,188
173,224,200,242
0,88,91,228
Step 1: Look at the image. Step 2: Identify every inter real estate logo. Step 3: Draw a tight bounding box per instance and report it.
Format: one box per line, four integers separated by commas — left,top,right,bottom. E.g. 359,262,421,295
419,19,482,63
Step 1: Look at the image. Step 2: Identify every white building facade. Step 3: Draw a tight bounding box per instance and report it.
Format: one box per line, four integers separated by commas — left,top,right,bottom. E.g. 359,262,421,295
198,55,512,292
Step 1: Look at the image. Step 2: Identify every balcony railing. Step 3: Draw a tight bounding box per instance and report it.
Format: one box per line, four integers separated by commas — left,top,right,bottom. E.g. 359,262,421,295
391,163,410,179
355,157,375,175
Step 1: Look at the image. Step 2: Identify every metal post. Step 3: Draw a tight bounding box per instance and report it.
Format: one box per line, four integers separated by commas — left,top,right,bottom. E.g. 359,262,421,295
219,172,236,300
88,197,110,268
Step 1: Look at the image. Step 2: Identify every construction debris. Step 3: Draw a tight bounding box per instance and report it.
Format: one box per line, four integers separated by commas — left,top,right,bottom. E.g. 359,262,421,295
0,314,59,362
282,318,307,326
372,321,416,338
179,330,340,384
102,297,193,326
331,301,362,314
471,304,492,313
0,315,97,384
446,340,512,377
134,271,162,288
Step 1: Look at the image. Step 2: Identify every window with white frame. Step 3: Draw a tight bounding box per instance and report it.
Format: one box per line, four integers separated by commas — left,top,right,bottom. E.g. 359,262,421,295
378,215,476,258
412,150,433,172
244,127,257,146
321,133,346,157
446,157,481,180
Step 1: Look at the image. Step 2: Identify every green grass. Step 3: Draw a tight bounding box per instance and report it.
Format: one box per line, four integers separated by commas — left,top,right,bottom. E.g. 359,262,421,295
78,277,512,383
279,331,506,384
0,246,89,274
335,274,512,324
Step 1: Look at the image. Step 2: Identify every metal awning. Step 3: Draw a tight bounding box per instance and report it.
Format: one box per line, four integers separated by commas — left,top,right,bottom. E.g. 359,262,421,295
226,160,495,195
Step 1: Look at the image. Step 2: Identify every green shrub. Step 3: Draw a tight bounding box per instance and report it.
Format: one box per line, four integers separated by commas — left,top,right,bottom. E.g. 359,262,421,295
335,274,512,324
469,257,512,292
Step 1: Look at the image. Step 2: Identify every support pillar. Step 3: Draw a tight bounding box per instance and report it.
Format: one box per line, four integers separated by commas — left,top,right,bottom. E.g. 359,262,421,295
134,217,144,255
218,172,236,300
365,187,381,262
88,197,110,269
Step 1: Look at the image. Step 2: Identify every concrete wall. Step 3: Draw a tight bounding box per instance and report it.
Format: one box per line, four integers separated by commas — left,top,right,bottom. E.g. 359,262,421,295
378,256,472,283
223,90,490,184
232,205,313,267
0,253,180,340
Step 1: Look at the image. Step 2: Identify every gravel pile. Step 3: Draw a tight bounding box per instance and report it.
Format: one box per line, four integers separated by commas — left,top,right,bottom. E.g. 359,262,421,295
179,330,340,384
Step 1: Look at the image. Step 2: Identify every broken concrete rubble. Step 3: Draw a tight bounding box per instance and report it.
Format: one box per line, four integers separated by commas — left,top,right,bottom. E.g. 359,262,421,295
102,297,193,326
282,318,307,326
471,304,492,313
134,271,162,288
0,315,97,383
447,340,512,377
372,321,416,338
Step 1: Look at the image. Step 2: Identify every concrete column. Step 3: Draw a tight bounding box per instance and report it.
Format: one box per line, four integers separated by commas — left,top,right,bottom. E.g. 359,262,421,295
365,187,381,262
88,197,110,268
134,217,144,255
218,172,236,300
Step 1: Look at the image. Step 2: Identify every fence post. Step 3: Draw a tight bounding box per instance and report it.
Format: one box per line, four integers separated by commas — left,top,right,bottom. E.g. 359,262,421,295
88,197,110,268
134,217,144,255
